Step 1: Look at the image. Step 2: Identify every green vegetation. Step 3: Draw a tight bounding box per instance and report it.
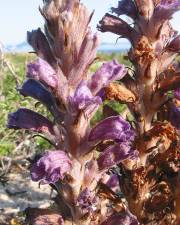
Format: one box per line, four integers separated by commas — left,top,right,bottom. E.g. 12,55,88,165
0,52,130,156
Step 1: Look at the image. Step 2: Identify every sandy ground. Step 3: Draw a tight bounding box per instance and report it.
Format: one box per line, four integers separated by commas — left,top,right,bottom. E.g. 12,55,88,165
0,169,54,224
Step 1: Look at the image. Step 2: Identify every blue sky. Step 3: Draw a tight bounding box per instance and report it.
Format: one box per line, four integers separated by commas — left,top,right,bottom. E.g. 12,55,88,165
0,0,179,45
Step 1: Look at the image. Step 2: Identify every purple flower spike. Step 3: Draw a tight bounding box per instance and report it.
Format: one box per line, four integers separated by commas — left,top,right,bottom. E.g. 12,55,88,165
174,88,180,100
100,211,139,225
89,60,127,95
30,150,72,184
89,116,135,143
7,108,55,135
97,143,134,170
111,0,137,19
27,58,58,89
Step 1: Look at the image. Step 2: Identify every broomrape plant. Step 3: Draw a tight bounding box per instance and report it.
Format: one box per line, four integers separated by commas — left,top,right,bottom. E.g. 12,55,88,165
7,0,180,224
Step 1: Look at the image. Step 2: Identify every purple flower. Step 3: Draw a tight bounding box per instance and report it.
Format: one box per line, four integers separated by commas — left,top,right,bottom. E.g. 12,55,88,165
89,60,127,95
27,58,58,89
69,81,102,119
18,79,56,110
100,211,139,225
18,79,61,118
169,104,180,130
97,143,135,170
89,116,135,143
7,108,55,135
111,0,137,19
174,88,180,100
77,188,97,213
30,150,72,184
71,81,101,110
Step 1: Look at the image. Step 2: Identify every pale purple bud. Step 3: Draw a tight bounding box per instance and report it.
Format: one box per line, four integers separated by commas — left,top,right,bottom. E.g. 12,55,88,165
97,143,135,170
27,28,56,66
89,60,127,95
70,81,102,118
27,58,58,89
30,150,72,184
89,116,135,143
7,108,55,135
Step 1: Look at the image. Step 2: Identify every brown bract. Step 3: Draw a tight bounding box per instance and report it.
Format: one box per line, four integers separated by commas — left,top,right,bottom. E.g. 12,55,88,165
105,83,136,103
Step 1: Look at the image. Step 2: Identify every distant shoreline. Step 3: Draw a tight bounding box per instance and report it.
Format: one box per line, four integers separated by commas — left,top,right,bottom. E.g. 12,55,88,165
4,42,130,53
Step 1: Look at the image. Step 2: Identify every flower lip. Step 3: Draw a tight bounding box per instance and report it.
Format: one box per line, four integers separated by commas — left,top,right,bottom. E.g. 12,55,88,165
88,116,135,143
27,58,58,89
97,143,135,170
89,60,127,95
30,150,72,184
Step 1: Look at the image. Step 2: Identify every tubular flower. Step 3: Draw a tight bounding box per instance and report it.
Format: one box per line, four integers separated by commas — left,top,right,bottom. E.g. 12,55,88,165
30,150,72,184
89,116,135,143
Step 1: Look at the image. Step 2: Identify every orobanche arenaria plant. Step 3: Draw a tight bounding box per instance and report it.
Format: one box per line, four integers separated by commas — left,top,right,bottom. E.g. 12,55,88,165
7,0,180,224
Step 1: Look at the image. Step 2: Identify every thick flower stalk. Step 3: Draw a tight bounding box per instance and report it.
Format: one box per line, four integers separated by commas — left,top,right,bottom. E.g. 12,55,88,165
98,0,180,224
7,0,138,224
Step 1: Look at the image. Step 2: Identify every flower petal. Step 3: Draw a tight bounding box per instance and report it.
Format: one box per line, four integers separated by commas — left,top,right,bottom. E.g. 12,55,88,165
97,143,135,170
100,211,139,225
18,79,60,118
30,150,72,184
71,81,94,110
89,60,127,95
27,58,58,89
89,116,135,143
70,81,102,118
7,108,55,134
